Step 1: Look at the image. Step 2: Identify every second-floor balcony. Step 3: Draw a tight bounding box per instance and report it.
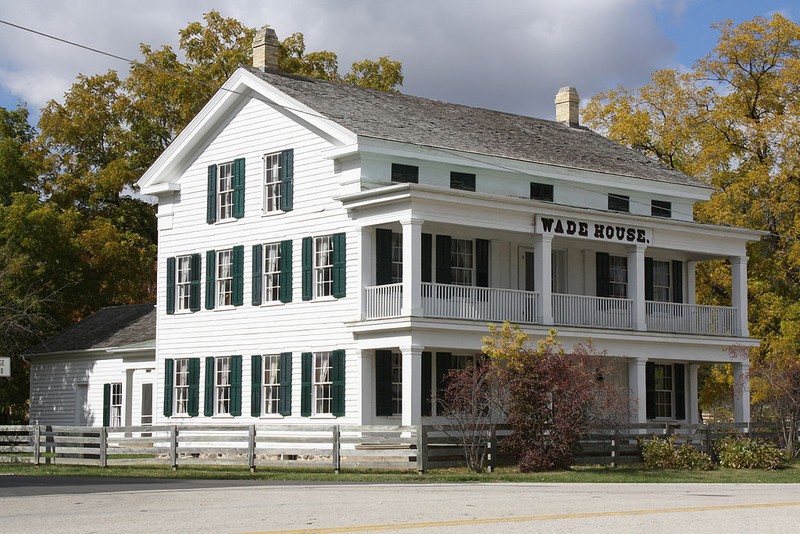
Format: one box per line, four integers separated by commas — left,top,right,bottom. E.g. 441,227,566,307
364,283,740,337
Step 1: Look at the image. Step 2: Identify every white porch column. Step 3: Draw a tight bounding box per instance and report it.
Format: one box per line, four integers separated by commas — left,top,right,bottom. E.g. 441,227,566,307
687,260,697,305
533,234,553,325
628,358,647,423
359,350,373,425
627,244,647,331
731,256,749,337
401,345,424,426
401,219,423,317
733,361,751,423
360,226,374,320
124,369,134,426
688,363,700,424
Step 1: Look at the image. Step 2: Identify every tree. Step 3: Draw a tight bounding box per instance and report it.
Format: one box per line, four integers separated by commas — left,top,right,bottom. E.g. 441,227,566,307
583,15,800,419
439,358,508,473
481,323,630,472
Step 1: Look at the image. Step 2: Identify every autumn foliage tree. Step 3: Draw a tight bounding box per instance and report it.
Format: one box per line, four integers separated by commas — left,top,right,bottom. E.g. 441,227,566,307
445,323,630,472
583,14,800,419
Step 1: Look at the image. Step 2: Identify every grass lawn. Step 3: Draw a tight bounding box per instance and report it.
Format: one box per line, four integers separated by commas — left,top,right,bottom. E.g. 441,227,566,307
1,462,800,483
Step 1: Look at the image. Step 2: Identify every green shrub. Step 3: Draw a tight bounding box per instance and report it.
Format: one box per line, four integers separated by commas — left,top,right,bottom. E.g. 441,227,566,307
714,437,785,469
638,436,714,470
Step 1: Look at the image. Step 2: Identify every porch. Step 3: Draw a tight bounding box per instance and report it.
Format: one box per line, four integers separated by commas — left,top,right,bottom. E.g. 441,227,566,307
364,283,740,337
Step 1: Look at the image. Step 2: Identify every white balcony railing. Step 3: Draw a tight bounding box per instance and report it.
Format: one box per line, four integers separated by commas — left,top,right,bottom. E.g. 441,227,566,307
363,284,740,336
421,283,539,324
646,301,737,336
552,293,634,330
365,283,403,319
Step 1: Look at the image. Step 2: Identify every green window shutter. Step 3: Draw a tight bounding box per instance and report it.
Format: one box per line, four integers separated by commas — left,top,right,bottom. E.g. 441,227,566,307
645,362,655,420
205,250,216,310
301,237,312,301
422,351,432,417
251,355,262,417
644,257,654,302
476,238,490,288
280,239,293,303
436,235,451,284
190,254,202,311
207,164,217,224
332,232,346,298
230,355,242,416
233,157,245,219
232,245,244,306
375,350,393,416
596,252,610,298
163,359,174,417
204,357,215,416
280,149,294,212
279,352,293,416
375,229,393,286
103,383,111,427
674,363,686,420
252,244,263,306
421,233,432,283
166,257,176,315
188,358,200,417
435,352,453,414
672,260,683,303
301,352,312,416
332,349,346,417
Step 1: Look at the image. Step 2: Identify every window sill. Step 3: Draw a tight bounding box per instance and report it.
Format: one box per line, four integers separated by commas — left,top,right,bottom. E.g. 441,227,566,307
214,217,238,225
259,414,285,419
170,414,192,419
213,305,237,312
261,210,285,217
310,414,336,419
259,301,285,308
212,414,234,419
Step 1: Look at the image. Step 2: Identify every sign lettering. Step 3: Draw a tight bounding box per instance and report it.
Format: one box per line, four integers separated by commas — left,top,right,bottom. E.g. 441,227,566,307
537,215,650,245
0,357,9,378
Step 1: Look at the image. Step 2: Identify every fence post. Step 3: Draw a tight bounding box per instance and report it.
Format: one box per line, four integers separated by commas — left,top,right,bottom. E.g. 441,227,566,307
99,427,108,468
665,423,674,439
332,425,341,474
248,425,256,473
170,425,178,470
612,429,620,468
486,434,495,473
705,424,713,457
416,425,428,474
32,425,40,466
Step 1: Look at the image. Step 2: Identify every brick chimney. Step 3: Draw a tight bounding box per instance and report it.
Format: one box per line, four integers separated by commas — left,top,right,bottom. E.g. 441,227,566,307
253,26,279,72
555,86,580,127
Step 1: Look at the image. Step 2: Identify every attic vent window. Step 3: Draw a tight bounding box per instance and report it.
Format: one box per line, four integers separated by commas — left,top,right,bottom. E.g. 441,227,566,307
391,163,419,184
651,200,672,218
608,194,630,213
450,172,476,192
530,182,554,202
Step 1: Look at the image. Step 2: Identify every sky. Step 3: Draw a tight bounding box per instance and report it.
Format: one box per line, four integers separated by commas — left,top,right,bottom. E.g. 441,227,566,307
0,0,795,124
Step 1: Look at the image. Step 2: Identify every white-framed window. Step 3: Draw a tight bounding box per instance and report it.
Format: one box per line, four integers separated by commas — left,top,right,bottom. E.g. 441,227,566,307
263,354,281,414
174,358,190,415
313,351,333,415
609,255,628,298
110,383,122,427
652,260,672,303
217,249,233,306
654,363,674,419
263,152,282,213
451,238,474,286
217,161,234,221
391,353,402,416
264,243,281,302
314,236,334,298
176,256,192,311
215,356,231,415
391,233,403,284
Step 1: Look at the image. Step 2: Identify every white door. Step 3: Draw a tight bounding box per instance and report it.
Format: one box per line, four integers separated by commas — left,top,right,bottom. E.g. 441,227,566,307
140,382,153,426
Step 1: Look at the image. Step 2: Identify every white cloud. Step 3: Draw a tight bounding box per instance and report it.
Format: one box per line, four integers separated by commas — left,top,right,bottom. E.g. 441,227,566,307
0,0,677,119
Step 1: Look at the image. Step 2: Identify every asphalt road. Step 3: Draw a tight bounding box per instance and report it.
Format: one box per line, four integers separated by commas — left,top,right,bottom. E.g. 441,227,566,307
2,476,800,533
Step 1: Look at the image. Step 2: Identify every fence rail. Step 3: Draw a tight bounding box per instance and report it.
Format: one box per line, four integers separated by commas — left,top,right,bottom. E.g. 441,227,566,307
0,422,784,471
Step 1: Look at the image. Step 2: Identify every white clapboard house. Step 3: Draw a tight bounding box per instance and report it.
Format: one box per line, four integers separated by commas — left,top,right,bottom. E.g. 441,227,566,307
30,28,761,428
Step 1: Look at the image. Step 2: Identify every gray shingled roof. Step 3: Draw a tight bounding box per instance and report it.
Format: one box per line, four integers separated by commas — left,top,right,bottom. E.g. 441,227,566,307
25,304,155,356
249,67,706,188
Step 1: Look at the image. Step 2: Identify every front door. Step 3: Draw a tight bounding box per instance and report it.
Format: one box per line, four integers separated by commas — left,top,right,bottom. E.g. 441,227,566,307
140,382,153,426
